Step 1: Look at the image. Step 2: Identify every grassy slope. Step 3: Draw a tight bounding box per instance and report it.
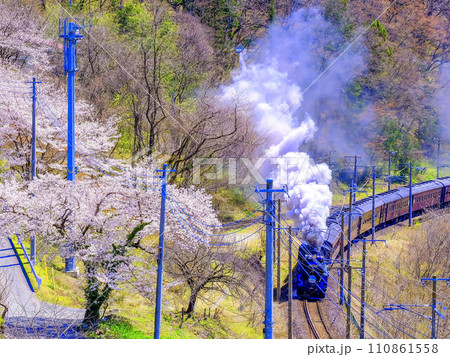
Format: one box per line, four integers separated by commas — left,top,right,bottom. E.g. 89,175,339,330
343,214,450,339
31,228,264,339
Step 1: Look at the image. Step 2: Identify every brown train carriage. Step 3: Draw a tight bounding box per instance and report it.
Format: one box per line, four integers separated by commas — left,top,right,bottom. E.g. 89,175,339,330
354,197,385,236
442,178,450,204
385,194,409,222
326,177,450,251
412,188,442,211
376,190,405,225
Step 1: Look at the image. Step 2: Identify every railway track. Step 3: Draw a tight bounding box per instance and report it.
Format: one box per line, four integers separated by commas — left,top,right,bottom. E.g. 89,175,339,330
302,301,333,339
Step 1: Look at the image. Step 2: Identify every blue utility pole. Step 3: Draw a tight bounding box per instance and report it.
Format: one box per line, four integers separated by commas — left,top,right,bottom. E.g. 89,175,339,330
342,182,366,338
59,18,84,272
339,213,345,306
256,179,286,338
371,166,376,244
29,77,41,266
29,77,41,180
346,184,353,339
421,276,450,339
409,163,413,227
59,19,84,182
388,151,397,191
345,156,361,201
360,167,375,339
436,139,441,179
434,138,447,179
264,179,274,339
432,277,437,339
154,164,175,339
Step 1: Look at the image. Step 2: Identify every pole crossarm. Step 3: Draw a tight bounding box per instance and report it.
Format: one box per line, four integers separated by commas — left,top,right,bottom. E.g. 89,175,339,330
256,187,289,194
353,239,387,246
377,304,433,320
156,168,176,177
343,184,367,196
336,211,362,218
421,278,450,286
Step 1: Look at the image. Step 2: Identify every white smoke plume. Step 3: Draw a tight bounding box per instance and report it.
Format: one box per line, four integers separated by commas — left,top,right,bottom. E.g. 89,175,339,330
221,9,345,247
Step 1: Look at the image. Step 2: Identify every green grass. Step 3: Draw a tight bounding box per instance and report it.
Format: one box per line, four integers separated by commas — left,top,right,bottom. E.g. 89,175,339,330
213,187,260,223
89,317,152,339
34,255,84,309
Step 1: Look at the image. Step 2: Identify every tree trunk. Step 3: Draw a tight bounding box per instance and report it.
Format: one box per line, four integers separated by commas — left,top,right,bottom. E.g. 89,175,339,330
82,265,111,327
185,288,199,315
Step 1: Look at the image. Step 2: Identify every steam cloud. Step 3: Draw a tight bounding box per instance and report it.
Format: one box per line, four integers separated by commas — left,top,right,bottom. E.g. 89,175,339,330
221,8,366,246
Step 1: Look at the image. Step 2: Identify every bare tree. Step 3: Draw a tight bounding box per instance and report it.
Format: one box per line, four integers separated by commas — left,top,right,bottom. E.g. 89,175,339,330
164,242,263,316
0,271,10,335
406,213,450,279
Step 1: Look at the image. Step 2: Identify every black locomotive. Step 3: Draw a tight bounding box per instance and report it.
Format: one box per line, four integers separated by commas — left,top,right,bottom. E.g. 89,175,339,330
294,240,332,301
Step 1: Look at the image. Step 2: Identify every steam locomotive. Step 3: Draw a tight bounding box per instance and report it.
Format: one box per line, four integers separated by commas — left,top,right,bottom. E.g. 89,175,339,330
295,176,450,301
294,240,332,301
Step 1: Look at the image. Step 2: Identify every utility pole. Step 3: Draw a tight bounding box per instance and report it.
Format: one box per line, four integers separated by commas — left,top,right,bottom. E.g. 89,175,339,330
371,166,376,244
434,139,448,180
328,150,336,169
435,139,441,179
345,156,361,201
258,180,286,339
409,163,413,227
154,164,175,339
346,264,352,339
346,184,354,339
388,151,397,191
359,166,377,339
343,181,366,338
59,18,84,273
432,277,437,339
421,276,450,339
59,18,84,183
287,226,293,339
29,77,41,181
264,179,274,339
277,199,281,302
405,163,426,227
340,213,345,306
28,77,41,266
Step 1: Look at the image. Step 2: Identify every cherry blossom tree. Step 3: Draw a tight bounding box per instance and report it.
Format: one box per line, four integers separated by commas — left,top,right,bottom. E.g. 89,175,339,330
0,63,122,180
0,170,220,325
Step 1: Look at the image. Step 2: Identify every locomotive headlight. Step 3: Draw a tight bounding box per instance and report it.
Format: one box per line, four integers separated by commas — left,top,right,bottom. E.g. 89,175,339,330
308,276,317,284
